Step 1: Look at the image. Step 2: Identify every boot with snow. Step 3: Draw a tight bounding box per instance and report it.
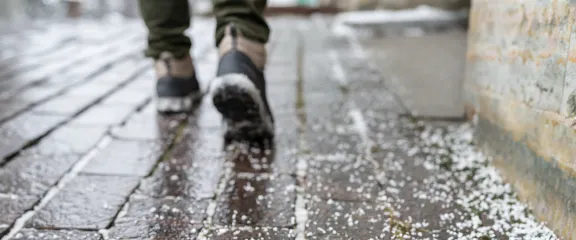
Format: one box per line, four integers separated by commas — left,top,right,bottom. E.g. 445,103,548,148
209,24,274,141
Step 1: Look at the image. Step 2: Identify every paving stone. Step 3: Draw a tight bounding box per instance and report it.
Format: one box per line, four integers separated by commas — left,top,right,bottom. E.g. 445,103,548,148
109,197,207,240
351,88,406,114
120,74,155,91
82,139,165,177
305,199,393,240
0,112,66,162
137,128,224,199
227,141,279,174
5,85,62,104
207,227,296,240
101,87,151,107
0,195,37,227
306,159,380,202
65,81,119,99
226,120,298,175
111,112,185,141
0,154,80,197
11,229,101,240
305,132,364,157
0,101,29,121
73,60,148,87
214,174,296,228
30,94,96,116
70,104,136,126
25,125,107,156
28,175,139,229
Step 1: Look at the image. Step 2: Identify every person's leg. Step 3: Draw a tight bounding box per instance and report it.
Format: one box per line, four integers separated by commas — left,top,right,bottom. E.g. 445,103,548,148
212,0,270,46
209,0,274,141
139,0,200,113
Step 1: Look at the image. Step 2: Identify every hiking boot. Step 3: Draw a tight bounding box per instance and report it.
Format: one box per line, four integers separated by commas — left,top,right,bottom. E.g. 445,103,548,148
155,52,202,113
209,24,274,140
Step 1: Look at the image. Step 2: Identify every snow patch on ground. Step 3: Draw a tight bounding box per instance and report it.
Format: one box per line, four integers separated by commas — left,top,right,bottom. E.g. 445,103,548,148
406,123,558,239
331,5,468,36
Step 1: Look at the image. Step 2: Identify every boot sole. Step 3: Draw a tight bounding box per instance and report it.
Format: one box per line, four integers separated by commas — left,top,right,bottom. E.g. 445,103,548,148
210,74,274,140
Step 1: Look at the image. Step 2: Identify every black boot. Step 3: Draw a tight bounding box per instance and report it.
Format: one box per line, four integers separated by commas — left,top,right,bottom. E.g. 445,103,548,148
155,52,202,113
209,24,274,141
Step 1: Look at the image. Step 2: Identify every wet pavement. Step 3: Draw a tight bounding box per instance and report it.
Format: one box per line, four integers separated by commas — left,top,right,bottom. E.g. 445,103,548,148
0,15,560,240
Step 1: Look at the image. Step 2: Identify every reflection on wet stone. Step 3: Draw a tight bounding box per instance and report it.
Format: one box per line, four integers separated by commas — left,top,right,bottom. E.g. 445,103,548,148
28,175,139,229
82,139,165,176
138,128,224,199
138,158,223,199
207,227,296,240
0,154,80,197
307,159,380,202
11,229,101,240
306,200,392,240
109,197,206,240
214,174,296,228
227,135,298,175
0,195,37,227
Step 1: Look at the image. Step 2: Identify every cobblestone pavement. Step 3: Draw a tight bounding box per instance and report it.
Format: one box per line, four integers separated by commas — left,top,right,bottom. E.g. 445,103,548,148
0,16,559,240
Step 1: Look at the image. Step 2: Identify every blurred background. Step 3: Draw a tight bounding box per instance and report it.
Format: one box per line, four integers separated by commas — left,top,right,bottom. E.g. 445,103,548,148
0,0,471,119
0,0,470,22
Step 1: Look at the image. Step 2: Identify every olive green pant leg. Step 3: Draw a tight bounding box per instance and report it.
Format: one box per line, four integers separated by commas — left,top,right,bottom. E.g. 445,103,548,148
212,0,270,45
139,0,192,59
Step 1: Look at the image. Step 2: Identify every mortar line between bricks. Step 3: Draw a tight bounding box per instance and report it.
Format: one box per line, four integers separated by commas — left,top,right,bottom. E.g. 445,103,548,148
99,120,189,240
330,44,386,188
197,142,234,239
0,62,151,168
316,14,398,181
329,49,385,188
294,28,309,240
312,14,412,115
0,136,113,240
346,34,411,115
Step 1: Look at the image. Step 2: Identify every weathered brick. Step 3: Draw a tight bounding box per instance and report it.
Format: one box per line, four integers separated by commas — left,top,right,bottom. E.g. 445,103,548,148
28,175,139,229
0,112,66,162
11,229,101,240
306,159,379,202
214,174,296,228
0,154,80,197
306,200,392,239
137,128,224,199
82,139,165,177
0,195,36,227
207,227,296,240
109,197,206,240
